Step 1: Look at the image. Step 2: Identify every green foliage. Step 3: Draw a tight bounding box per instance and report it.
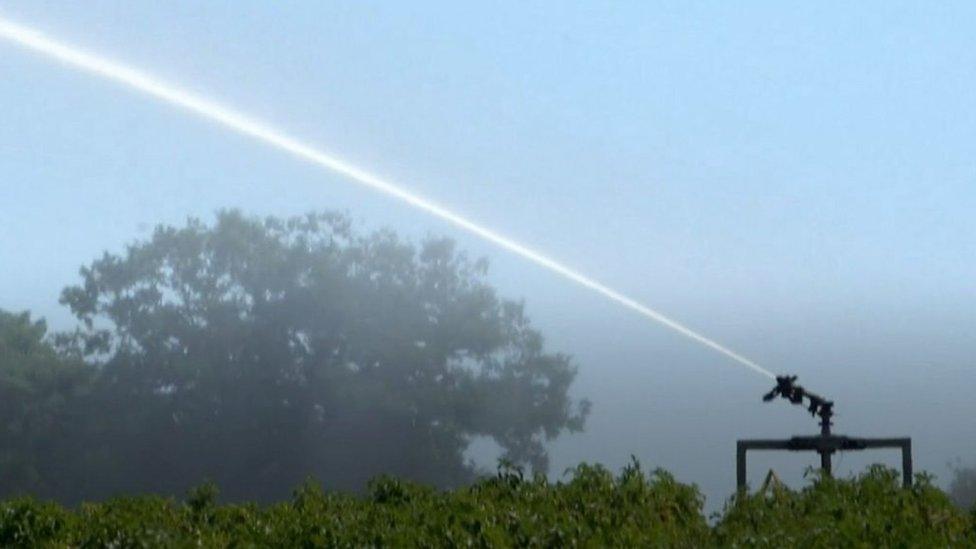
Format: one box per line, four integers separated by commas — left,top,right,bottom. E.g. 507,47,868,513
714,465,975,547
0,311,92,498
0,210,589,502
0,464,972,547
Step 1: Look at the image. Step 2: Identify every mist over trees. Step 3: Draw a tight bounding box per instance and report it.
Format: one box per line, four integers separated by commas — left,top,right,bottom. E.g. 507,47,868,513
950,465,976,510
0,210,589,502
0,311,92,497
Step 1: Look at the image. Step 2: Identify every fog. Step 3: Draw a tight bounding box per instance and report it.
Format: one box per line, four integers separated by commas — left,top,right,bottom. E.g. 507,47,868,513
1,3,974,514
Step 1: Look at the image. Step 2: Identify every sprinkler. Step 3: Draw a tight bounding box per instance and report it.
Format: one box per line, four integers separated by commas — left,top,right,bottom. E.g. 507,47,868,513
736,375,912,491
762,376,834,435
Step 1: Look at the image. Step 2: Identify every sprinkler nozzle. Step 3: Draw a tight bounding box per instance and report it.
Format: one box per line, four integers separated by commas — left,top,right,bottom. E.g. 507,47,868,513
763,375,834,428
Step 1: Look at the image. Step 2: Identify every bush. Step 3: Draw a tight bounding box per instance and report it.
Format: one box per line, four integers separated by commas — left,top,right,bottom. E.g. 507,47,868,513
715,465,974,547
1,463,973,547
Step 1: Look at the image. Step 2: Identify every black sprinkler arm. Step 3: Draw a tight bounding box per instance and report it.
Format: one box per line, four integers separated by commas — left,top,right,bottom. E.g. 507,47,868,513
763,375,834,435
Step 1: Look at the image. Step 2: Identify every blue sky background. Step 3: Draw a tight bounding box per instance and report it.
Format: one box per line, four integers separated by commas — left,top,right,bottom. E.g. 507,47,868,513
1,2,974,511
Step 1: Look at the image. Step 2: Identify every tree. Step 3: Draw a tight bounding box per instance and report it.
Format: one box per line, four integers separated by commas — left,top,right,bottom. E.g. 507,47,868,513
54,210,589,501
0,310,92,499
949,464,976,510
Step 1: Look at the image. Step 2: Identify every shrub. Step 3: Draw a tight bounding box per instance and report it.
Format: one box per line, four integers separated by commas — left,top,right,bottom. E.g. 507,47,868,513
1,463,973,547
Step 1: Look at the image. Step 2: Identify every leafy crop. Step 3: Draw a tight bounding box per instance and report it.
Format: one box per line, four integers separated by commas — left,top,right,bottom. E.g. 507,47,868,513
715,465,975,547
1,462,973,547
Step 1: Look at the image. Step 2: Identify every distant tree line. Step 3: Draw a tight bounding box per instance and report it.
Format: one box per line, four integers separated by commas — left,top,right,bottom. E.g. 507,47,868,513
0,210,589,502
951,464,976,510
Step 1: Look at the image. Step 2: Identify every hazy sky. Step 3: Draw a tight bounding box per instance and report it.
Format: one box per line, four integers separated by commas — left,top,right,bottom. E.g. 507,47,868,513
1,2,974,512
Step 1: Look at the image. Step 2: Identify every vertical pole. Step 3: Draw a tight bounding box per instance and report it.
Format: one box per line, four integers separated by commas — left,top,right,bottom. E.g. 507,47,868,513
901,439,913,488
820,450,832,476
736,441,747,491
819,409,832,477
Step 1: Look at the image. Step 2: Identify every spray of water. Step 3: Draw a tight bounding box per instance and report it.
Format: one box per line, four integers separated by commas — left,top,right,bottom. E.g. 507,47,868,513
0,17,775,380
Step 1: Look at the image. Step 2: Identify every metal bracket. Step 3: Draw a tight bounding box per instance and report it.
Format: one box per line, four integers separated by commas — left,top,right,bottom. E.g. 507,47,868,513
736,435,912,490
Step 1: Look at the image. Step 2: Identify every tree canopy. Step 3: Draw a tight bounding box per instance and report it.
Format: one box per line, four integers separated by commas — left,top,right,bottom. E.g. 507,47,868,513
0,311,91,497
1,210,589,502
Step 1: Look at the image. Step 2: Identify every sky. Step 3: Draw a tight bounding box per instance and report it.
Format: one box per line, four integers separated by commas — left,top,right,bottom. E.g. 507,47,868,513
1,2,974,512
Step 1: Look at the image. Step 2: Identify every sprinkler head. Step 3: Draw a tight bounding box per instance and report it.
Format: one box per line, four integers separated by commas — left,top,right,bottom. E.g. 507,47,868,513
762,375,834,428
762,375,804,404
